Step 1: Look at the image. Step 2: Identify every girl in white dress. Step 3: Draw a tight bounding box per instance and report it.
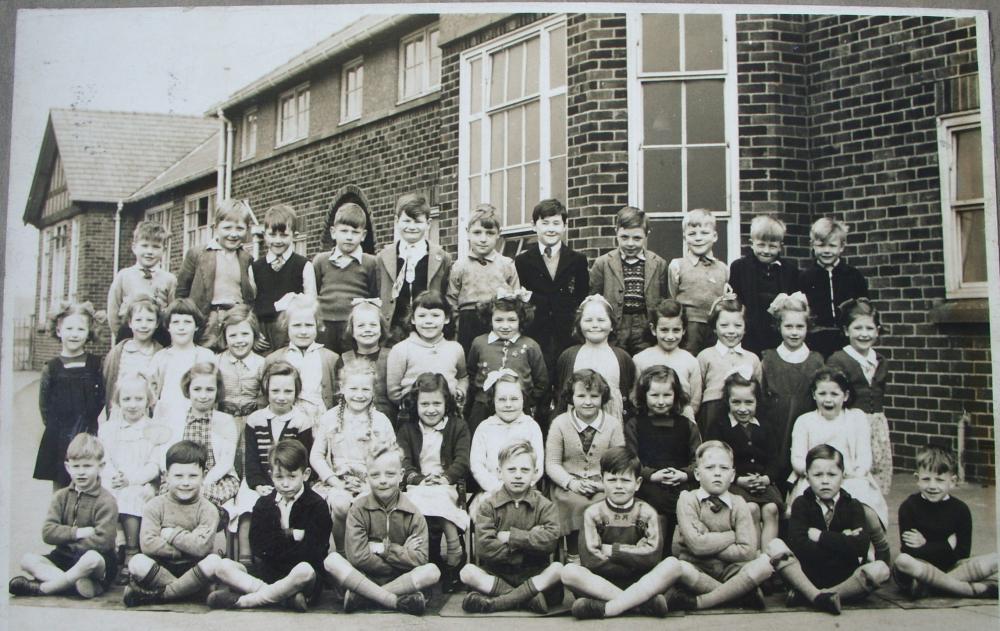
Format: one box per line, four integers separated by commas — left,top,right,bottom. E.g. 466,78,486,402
150,298,214,423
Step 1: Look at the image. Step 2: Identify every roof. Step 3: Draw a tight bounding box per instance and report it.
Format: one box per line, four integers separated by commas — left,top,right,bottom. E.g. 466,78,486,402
129,130,220,202
207,14,411,114
24,109,218,225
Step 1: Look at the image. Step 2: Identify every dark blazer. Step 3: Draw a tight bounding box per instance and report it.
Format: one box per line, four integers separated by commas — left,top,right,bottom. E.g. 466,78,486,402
397,417,471,486
787,488,870,588
706,419,779,481
176,242,255,315
799,261,868,329
377,243,452,324
250,486,332,580
515,245,589,362
728,254,799,354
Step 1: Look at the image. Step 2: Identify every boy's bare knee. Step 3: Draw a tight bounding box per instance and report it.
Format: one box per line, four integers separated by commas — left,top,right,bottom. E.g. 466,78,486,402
548,561,564,573
129,554,154,577
765,538,792,558
864,561,890,585
78,550,104,572
21,552,44,568
323,552,349,578
893,553,917,573
199,553,222,578
763,504,779,519
459,564,480,583
416,563,441,585
745,554,773,582
560,563,586,587
290,562,315,583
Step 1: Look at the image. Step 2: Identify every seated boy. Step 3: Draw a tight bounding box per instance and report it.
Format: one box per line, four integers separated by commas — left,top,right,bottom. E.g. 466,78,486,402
461,440,564,614
561,446,676,619
206,439,331,611
667,440,774,612
766,443,889,614
323,441,441,615
893,446,998,599
123,440,221,606
9,434,119,599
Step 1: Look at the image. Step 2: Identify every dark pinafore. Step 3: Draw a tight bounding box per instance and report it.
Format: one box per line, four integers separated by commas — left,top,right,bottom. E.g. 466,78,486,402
34,354,104,485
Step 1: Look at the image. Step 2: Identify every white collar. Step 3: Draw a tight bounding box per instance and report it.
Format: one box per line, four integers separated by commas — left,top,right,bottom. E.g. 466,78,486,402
729,415,761,428
468,250,498,263
398,239,428,257
714,341,746,356
620,249,646,262
206,238,242,253
539,241,561,257
606,496,635,511
685,250,716,265
289,342,324,355
843,345,878,368
488,413,531,426
275,486,305,506
815,492,840,514
266,250,289,264
776,343,810,363
487,332,521,344
420,417,448,434
920,493,950,503
572,410,605,434
330,247,363,264
694,488,734,508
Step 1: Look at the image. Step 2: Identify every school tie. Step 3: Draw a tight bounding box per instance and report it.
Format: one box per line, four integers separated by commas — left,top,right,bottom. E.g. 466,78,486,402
544,245,553,259
271,256,285,272
579,426,597,453
823,500,836,526
141,267,153,280
705,495,726,513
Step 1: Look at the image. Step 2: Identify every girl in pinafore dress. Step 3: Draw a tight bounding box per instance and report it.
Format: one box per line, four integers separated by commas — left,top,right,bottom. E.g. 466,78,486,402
215,305,265,478
336,299,396,426
150,298,215,424
34,301,106,490
310,360,395,551
826,298,893,494
758,292,825,490
99,372,162,583
102,296,162,416
397,372,472,592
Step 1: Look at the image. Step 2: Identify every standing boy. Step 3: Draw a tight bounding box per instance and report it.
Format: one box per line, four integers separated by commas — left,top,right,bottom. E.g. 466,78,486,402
251,204,316,352
206,439,331,611
799,218,868,358
461,440,564,614
668,208,729,355
176,199,256,350
107,220,176,345
313,202,380,354
515,199,589,422
122,440,221,607
728,215,799,355
589,206,668,355
9,434,119,599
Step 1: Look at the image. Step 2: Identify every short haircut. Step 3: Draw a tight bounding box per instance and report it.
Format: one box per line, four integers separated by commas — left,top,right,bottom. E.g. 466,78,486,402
133,220,169,245
633,365,689,417
805,443,845,472
215,199,253,227
263,204,298,233
162,298,205,331
838,297,881,329
180,361,225,400
810,217,848,244
395,193,431,221
166,440,208,471
218,304,260,350
333,202,368,230
277,293,321,334
269,439,309,472
572,295,618,343
750,214,786,242
615,206,648,232
346,300,390,350
708,296,745,329
561,368,612,411
124,295,160,323
649,298,688,330
409,290,452,327
476,294,534,329
48,300,102,343
915,445,958,476
810,367,854,406
113,371,155,407
262,360,302,399
497,439,536,467
66,433,104,461
683,208,717,231
600,446,641,478
366,440,404,467
468,203,502,232
696,439,734,464
723,373,761,407
532,198,567,223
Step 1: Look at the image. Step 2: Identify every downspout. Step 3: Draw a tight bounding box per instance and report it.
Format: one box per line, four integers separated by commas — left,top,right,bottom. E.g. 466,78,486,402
111,199,123,345
225,113,234,200
216,109,227,201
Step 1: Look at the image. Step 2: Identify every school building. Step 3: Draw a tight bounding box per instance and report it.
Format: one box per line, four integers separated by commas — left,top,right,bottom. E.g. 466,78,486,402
21,11,994,480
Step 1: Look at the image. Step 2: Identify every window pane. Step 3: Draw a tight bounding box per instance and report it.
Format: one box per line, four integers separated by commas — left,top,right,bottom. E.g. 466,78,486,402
469,175,481,206
525,162,540,216
550,155,566,204
470,58,483,114
550,93,566,156
686,80,725,144
506,167,523,225
684,14,723,71
647,219,684,262
643,149,682,212
490,171,504,211
507,43,525,101
687,146,727,212
549,25,567,88
959,207,987,283
469,119,482,173
642,14,680,73
507,106,523,165
429,29,441,85
955,127,982,200
525,101,540,161
643,82,682,145
490,112,505,168
525,37,540,96
489,50,506,107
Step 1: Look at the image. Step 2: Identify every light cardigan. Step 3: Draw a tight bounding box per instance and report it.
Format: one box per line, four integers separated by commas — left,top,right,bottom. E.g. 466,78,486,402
470,414,545,493
264,345,339,411
545,410,625,490
696,343,762,403
385,333,468,403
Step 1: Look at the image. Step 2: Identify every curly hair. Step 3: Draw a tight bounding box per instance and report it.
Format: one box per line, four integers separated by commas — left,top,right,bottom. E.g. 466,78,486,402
476,295,534,329
218,304,260,351
810,367,853,407
559,368,611,411
180,361,225,402
400,372,462,427
632,365,688,418
48,301,104,343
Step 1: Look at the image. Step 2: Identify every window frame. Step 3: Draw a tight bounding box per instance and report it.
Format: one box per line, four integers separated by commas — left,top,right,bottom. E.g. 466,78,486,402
340,56,365,124
398,23,441,104
241,107,258,160
183,189,217,255
938,111,988,299
42,220,71,318
626,12,741,261
275,82,311,147
457,14,568,257
144,202,173,273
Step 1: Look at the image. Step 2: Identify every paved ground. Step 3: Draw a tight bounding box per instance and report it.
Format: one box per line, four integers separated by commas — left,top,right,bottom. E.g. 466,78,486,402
2,370,997,631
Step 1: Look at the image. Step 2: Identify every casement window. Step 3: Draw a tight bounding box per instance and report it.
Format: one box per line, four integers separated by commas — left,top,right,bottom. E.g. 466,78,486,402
627,13,739,261
276,83,310,146
39,220,75,321
241,108,258,160
938,112,988,298
458,16,567,254
144,203,173,273
341,57,364,123
183,190,216,253
399,24,441,102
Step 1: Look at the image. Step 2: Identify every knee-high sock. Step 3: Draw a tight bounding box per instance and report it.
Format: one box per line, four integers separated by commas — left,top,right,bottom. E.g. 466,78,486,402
900,557,984,597
831,565,880,601
490,581,539,611
605,561,681,617
696,557,770,610
340,570,396,608
442,523,463,567
490,576,515,596
381,571,419,596
237,564,315,608
137,562,177,589
863,506,890,563
950,554,1000,586
162,566,210,601
772,552,821,602
680,568,722,595
216,560,265,594
40,557,103,595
